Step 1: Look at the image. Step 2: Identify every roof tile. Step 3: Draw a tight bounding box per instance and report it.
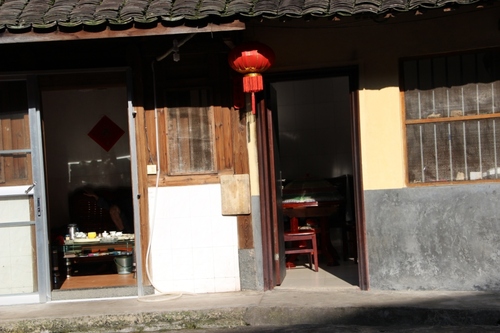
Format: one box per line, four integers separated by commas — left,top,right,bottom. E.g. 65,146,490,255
0,0,486,32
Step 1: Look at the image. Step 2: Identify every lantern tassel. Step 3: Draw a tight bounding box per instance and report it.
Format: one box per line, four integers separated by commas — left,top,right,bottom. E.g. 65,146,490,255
244,73,263,115
243,73,263,93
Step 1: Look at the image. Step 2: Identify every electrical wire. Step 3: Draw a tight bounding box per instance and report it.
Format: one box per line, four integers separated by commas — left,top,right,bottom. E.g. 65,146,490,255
137,59,197,303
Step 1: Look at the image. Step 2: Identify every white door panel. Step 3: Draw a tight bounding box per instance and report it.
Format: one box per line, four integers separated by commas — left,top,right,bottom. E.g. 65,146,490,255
0,77,48,304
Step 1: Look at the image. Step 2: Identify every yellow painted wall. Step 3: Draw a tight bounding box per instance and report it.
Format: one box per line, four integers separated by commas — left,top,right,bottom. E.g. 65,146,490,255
358,86,405,189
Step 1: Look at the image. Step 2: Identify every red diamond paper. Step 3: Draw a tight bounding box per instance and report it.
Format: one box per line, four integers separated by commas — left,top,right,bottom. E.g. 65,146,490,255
88,116,125,152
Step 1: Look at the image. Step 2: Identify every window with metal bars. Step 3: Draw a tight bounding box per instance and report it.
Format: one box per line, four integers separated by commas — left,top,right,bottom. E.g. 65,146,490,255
402,49,500,184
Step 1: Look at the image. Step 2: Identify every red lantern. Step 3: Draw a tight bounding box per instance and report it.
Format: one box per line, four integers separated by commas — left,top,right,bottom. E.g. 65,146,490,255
228,42,275,114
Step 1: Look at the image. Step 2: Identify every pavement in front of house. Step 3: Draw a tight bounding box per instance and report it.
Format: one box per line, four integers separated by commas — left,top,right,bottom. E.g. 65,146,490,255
1,289,500,333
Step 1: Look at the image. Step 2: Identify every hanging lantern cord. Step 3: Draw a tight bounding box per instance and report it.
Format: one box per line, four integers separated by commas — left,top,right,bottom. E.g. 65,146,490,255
251,92,256,115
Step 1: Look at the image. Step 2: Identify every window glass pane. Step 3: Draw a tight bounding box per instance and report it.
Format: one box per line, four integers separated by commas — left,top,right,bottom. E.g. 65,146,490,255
406,124,423,183
476,119,500,179
404,89,421,120
464,120,480,175
404,53,500,119
166,106,215,175
446,86,463,117
165,88,216,175
449,122,466,180
407,123,452,183
417,89,436,119
408,120,500,183
433,86,449,117
462,84,478,115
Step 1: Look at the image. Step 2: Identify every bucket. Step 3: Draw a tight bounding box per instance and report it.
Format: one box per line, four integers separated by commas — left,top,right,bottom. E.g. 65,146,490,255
114,255,133,274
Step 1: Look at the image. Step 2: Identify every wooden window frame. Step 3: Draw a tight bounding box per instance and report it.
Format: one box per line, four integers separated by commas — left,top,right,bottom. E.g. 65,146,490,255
153,87,222,186
165,104,218,176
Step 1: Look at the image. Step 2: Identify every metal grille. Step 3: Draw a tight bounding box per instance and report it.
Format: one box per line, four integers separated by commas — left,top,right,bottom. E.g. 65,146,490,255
402,49,500,183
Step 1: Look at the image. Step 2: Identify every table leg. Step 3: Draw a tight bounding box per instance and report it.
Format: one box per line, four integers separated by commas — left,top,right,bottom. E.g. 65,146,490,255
65,258,72,277
286,217,300,268
319,217,340,266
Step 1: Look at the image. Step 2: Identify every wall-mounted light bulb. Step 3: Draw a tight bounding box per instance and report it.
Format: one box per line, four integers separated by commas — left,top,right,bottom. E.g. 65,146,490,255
173,52,180,62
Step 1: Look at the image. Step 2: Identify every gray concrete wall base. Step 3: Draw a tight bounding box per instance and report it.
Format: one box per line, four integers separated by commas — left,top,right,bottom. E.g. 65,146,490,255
236,196,264,291
365,183,500,291
239,249,259,290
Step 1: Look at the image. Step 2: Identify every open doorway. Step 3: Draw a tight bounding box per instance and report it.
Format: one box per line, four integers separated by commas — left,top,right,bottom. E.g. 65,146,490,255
39,71,137,299
269,72,360,289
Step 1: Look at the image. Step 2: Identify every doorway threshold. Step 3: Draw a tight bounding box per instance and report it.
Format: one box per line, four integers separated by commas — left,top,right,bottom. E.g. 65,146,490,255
52,273,155,301
276,257,359,291
52,286,137,301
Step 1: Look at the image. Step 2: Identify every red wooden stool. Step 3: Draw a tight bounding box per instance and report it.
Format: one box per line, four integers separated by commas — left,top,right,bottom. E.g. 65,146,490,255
284,231,319,272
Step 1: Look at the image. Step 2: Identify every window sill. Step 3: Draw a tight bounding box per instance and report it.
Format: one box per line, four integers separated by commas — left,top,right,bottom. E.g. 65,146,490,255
147,173,220,187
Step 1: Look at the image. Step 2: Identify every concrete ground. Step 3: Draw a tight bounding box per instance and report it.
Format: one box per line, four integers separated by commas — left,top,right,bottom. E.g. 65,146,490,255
2,289,500,333
161,325,500,332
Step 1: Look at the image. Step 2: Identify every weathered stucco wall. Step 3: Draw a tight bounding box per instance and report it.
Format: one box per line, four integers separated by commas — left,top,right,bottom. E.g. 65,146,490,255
365,184,500,290
243,3,500,291
249,4,500,190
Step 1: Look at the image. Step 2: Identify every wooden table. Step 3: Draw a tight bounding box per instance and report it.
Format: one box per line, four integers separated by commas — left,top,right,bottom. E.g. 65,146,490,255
283,200,341,266
62,239,134,277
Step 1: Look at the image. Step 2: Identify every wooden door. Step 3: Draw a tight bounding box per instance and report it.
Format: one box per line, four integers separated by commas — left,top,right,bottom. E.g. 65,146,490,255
0,77,49,304
257,87,286,289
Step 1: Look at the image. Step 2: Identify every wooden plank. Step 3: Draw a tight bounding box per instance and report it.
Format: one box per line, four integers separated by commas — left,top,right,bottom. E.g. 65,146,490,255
237,215,253,249
60,273,136,290
213,105,225,171
0,21,245,45
406,112,500,124
127,42,152,286
24,113,32,184
232,110,253,249
179,108,191,172
150,173,219,187
221,106,233,170
11,115,28,181
232,109,249,174
220,174,251,215
2,118,13,182
0,119,4,183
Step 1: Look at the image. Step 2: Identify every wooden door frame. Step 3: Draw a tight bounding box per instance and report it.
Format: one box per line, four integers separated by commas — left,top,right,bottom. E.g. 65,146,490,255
256,96,276,290
257,66,369,291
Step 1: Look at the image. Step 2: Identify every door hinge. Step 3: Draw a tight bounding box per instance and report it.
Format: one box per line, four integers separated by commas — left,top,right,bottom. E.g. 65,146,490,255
25,181,37,194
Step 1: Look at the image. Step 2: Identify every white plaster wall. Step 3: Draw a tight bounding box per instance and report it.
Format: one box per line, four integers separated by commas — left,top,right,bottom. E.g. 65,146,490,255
0,198,35,295
148,184,240,293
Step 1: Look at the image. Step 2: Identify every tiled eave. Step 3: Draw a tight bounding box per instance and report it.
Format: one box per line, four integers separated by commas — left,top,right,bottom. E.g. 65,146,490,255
0,0,488,34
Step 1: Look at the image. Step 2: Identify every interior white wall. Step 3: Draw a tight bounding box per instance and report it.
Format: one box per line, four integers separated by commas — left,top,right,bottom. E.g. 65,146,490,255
272,76,353,180
148,184,240,293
